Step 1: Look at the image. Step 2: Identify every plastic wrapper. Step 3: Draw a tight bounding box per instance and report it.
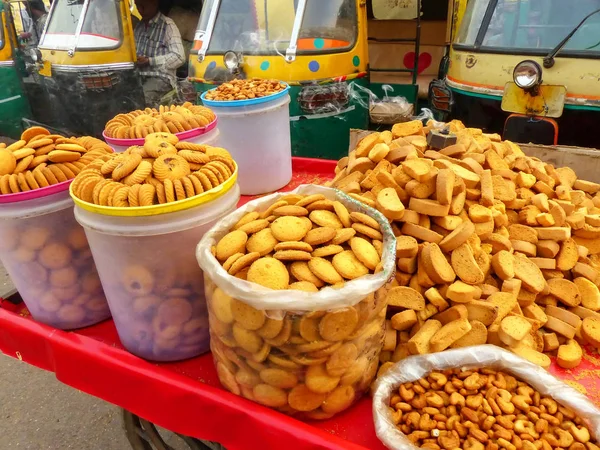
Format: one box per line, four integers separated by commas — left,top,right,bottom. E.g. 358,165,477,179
372,345,600,450
196,185,396,419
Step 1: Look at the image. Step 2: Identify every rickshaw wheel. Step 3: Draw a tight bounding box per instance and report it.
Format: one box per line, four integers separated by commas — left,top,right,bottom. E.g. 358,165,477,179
122,409,225,450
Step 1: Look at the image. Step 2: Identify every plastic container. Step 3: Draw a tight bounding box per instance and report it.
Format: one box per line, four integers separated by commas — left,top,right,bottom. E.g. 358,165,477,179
201,88,292,195
196,185,396,419
73,181,241,362
103,118,220,153
0,185,110,330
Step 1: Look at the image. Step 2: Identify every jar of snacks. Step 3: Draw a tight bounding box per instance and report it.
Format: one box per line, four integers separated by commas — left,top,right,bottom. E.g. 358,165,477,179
196,185,396,419
70,133,240,361
0,129,113,329
201,79,292,196
103,103,219,153
373,345,600,450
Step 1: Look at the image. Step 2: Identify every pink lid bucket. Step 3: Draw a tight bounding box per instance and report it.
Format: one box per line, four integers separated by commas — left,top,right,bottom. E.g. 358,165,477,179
0,179,72,204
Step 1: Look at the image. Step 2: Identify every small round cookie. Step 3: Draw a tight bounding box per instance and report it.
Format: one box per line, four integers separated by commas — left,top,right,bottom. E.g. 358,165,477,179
312,245,344,258
309,210,343,229
274,241,313,253
332,250,369,280
153,154,190,181
273,250,312,261
289,281,319,292
252,384,288,408
216,230,248,262
349,212,381,230
322,385,356,415
307,257,343,285
231,298,266,330
0,150,16,176
122,264,154,296
305,364,341,394
319,307,358,342
49,267,78,288
271,216,312,242
290,261,325,288
349,237,381,271
304,227,336,246
228,252,260,276
38,243,73,270
247,257,290,290
288,384,327,412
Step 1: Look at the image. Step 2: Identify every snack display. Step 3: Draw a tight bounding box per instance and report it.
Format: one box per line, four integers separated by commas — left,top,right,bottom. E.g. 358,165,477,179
327,119,600,373
0,127,113,194
70,132,236,208
103,103,216,139
197,186,396,419
203,78,287,102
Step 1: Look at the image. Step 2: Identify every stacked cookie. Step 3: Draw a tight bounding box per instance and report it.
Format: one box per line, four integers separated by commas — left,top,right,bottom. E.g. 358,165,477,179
0,127,113,194
206,193,391,418
104,103,216,139
71,132,236,207
204,78,287,102
327,118,600,375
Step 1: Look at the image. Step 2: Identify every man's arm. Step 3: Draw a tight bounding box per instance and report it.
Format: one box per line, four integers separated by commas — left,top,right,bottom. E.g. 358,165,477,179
149,20,186,71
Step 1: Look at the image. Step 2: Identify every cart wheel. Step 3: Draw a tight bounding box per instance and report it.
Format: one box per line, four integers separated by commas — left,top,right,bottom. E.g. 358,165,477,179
122,409,225,450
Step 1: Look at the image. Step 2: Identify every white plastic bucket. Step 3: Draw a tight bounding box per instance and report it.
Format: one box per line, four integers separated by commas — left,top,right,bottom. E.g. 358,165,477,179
103,119,220,153
0,187,110,329
202,89,292,195
74,184,241,361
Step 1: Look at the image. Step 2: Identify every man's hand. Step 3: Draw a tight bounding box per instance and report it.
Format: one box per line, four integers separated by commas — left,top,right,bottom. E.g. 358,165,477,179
136,56,150,67
20,32,32,40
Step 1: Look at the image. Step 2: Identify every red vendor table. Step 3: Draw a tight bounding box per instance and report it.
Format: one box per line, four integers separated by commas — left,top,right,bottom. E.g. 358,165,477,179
0,157,599,450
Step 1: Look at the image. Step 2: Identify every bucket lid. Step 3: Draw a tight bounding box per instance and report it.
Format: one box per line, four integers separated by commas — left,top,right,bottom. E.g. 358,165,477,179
201,84,290,108
103,117,218,147
70,162,238,217
0,179,72,204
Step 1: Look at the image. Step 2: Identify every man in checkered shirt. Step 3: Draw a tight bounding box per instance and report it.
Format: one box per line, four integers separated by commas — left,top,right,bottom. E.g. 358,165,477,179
134,0,186,107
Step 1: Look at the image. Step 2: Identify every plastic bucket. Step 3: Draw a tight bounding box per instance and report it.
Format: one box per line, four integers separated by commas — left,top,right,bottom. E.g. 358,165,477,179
201,89,292,195
103,118,220,153
0,185,110,330
73,182,241,361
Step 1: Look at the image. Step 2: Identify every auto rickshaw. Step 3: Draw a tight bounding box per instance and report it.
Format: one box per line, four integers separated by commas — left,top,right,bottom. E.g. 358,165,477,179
432,0,600,148
34,0,145,136
189,0,370,160
0,0,32,139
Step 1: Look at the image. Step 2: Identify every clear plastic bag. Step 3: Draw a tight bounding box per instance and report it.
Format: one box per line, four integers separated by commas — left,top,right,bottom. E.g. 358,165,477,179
372,345,600,449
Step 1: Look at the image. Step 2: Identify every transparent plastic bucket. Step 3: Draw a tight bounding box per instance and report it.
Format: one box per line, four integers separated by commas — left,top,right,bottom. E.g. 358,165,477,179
201,91,292,195
74,184,240,361
0,187,110,329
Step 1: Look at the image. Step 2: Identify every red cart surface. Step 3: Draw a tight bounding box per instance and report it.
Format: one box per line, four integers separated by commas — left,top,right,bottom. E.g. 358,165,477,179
0,157,599,450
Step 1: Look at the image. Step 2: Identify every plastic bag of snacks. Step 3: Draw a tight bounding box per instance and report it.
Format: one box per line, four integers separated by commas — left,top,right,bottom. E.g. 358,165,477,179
197,185,396,419
372,345,600,449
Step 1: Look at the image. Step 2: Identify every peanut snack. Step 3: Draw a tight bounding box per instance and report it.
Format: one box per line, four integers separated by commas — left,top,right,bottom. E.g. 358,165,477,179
104,103,216,139
206,193,393,418
204,78,287,102
0,126,113,194
388,368,597,450
70,133,236,207
328,119,600,373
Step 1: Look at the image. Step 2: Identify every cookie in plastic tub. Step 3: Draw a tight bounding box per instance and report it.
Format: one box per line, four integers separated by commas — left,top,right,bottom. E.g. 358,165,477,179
372,345,600,449
197,184,396,419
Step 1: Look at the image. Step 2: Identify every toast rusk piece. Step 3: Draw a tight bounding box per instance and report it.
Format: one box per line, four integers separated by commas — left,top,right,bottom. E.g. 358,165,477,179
511,240,537,257
508,224,538,244
409,198,450,217
545,304,582,329
432,305,468,326
466,300,499,326
513,253,546,293
582,316,600,347
401,222,443,244
556,238,579,271
571,262,600,283
511,344,551,369
534,227,571,241
487,292,518,323
446,280,481,303
543,332,560,352
573,236,600,254
450,320,488,348
569,305,600,321
383,321,397,351
450,164,480,189
430,318,472,352
424,287,449,311
522,303,548,326
396,236,419,258
390,310,418,331
491,250,514,281
451,243,484,285
574,277,600,311
355,133,383,157
557,339,583,369
421,242,456,284
436,168,455,205
544,316,577,339
501,278,521,297
387,286,425,311
498,315,532,347
547,278,581,307
407,319,442,355
416,254,436,288
537,240,560,258
439,220,475,252
529,258,556,270
376,188,405,220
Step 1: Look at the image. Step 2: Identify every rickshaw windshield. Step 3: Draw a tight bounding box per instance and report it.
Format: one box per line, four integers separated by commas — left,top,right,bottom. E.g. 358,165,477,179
456,0,600,56
39,0,121,51
196,0,357,55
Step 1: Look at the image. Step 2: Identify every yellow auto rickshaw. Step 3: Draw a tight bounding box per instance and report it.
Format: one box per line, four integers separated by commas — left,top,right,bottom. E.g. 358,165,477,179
431,0,600,148
33,0,144,136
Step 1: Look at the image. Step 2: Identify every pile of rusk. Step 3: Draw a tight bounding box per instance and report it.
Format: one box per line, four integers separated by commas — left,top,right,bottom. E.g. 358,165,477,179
103,103,216,139
325,119,600,373
0,126,113,194
71,133,236,207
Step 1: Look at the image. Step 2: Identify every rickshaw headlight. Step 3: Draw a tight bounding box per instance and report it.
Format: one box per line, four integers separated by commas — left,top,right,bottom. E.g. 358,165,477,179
224,51,240,70
513,60,542,90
